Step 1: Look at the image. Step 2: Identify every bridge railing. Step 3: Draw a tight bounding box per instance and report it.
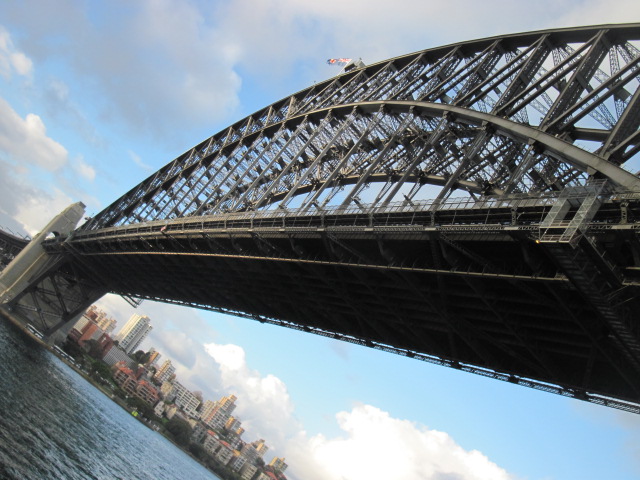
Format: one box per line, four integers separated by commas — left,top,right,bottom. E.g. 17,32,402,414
65,186,640,243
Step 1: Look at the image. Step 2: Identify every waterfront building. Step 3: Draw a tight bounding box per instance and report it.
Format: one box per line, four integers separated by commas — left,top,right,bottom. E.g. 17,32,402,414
203,431,221,455
112,363,159,405
71,315,90,333
153,401,166,418
103,345,135,368
114,314,152,354
227,432,243,450
191,421,209,444
239,462,258,480
84,305,117,333
269,457,288,474
135,380,159,405
201,394,237,430
146,348,161,366
225,416,242,433
160,381,176,402
199,399,216,419
91,332,114,359
252,439,269,458
228,451,247,472
239,444,261,465
213,440,234,465
172,381,201,418
154,359,175,384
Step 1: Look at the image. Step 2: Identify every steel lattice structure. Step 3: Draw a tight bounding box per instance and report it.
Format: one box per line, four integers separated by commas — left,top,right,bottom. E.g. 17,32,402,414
85,24,640,229
4,24,640,413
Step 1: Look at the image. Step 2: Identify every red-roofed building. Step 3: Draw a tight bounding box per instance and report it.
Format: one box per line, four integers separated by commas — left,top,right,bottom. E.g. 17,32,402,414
112,364,159,405
136,380,159,404
213,440,234,465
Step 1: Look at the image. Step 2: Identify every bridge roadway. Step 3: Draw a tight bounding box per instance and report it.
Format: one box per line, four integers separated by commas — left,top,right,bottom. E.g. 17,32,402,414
32,191,640,412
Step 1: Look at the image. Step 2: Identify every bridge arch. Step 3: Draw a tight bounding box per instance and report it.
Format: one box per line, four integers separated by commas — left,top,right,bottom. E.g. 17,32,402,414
84,23,640,230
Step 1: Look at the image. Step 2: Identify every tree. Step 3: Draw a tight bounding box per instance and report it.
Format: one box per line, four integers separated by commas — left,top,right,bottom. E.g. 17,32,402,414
165,418,192,447
133,349,151,364
128,396,157,420
62,339,85,361
89,359,113,383
189,442,207,460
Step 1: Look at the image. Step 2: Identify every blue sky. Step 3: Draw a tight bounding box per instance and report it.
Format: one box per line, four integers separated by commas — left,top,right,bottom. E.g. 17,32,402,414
1,1,640,479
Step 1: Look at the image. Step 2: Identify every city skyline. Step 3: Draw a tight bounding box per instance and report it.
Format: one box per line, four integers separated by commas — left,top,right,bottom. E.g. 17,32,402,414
73,304,289,478
1,2,640,480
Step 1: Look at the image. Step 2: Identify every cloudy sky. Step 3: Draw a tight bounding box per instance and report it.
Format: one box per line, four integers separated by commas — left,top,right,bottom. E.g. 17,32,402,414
1,1,640,479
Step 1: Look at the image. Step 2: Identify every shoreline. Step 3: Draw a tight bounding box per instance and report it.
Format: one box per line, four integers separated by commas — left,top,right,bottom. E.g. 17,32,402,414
0,307,221,479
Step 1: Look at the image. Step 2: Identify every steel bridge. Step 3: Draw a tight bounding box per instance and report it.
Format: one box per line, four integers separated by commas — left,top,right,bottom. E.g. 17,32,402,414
0,229,28,270
2,24,640,413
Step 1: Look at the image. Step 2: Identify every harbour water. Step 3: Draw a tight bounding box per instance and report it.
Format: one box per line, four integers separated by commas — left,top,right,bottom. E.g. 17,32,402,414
0,317,219,480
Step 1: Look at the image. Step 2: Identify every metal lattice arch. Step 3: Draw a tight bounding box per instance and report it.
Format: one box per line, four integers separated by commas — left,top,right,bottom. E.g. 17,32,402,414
86,24,640,229
4,24,640,414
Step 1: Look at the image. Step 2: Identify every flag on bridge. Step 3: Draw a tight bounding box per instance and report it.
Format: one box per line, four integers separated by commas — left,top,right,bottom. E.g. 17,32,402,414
327,58,352,65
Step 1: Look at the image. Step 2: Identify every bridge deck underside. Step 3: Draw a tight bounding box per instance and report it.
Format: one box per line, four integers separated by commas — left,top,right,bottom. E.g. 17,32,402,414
53,205,640,405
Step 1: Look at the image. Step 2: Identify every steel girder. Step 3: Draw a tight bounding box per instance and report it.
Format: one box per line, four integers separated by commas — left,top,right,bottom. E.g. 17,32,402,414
0,229,29,271
84,24,640,231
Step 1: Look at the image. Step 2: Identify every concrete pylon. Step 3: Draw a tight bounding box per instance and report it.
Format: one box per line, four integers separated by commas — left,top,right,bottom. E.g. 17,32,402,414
0,202,86,304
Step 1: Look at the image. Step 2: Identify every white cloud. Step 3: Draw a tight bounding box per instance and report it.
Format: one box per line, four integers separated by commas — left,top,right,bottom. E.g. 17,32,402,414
0,25,33,79
556,0,640,26
90,296,512,480
74,155,95,181
0,2,242,143
0,159,78,236
205,343,245,371
0,96,67,170
128,150,153,171
14,187,74,236
287,405,513,480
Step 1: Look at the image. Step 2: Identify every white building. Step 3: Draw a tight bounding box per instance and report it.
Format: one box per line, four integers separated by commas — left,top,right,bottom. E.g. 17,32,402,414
201,394,237,430
103,346,135,368
173,381,201,418
239,463,258,480
154,359,175,384
114,314,152,354
269,457,288,474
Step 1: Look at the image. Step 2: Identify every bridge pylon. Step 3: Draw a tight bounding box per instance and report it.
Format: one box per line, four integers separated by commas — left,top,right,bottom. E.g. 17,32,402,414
0,203,106,342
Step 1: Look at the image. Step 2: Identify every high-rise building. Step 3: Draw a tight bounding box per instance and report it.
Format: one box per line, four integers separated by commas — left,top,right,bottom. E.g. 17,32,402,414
200,394,237,430
114,314,152,354
173,381,201,418
147,348,161,366
269,457,288,474
252,439,268,458
95,314,117,334
225,416,242,433
154,359,175,383
83,305,117,333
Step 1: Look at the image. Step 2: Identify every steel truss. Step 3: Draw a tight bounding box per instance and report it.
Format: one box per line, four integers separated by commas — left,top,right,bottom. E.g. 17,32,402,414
0,229,29,270
85,24,640,230
29,24,640,412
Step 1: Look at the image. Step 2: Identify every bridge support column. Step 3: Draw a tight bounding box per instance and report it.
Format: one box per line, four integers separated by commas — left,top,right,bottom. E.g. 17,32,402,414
0,202,86,303
0,203,106,342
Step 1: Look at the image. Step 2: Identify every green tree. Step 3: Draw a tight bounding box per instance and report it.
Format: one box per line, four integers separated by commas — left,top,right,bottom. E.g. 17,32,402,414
189,442,206,460
89,360,113,382
62,340,85,361
133,349,152,364
128,396,157,420
165,417,192,446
